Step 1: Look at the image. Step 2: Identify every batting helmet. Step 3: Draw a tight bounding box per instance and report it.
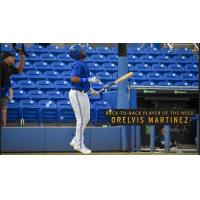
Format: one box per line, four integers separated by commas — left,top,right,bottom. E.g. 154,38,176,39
68,44,87,60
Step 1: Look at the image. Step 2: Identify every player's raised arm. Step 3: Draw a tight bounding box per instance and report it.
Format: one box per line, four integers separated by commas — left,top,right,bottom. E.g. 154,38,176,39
17,52,25,73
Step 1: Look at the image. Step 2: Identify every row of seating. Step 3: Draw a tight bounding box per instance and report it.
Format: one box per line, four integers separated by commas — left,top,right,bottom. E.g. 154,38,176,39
20,62,198,73
7,99,110,125
1,44,195,55
14,53,198,64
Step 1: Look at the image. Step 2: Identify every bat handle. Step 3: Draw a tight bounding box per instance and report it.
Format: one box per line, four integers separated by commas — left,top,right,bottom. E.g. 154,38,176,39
98,83,115,94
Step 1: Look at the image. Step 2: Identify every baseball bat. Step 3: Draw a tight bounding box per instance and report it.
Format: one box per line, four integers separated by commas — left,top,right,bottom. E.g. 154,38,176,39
98,72,133,93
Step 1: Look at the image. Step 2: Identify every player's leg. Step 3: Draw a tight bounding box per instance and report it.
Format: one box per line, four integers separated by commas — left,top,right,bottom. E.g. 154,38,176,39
1,98,7,126
69,90,83,148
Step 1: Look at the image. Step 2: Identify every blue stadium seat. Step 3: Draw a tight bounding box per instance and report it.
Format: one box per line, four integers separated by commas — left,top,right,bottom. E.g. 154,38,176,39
7,100,21,122
102,63,117,72
140,55,156,63
152,64,168,72
160,48,176,55
13,89,27,100
54,80,71,91
135,63,152,72
175,48,193,55
188,55,199,63
33,62,53,72
158,81,174,86
163,72,179,81
128,63,135,72
61,71,71,80
57,53,73,63
40,53,57,62
128,47,145,55
35,80,54,91
130,81,140,86
11,80,18,89
93,101,111,124
38,100,58,124
90,81,105,90
17,80,36,90
96,71,114,82
141,81,156,86
144,47,160,55
64,91,69,99
88,93,101,102
185,64,198,72
156,55,173,63
90,54,107,64
11,72,26,81
130,72,147,81
30,44,48,53
26,53,41,62
87,63,102,72
22,61,35,72
107,55,118,63
85,46,96,55
28,90,47,101
46,90,65,102
180,73,196,81
44,71,62,81
173,55,189,64
51,62,69,72
19,100,39,123
96,47,112,55
26,70,44,81
192,82,199,87
1,43,12,52
57,100,76,123
113,72,118,79
175,81,191,86
128,55,140,64
147,72,163,81
168,64,184,72
47,45,66,54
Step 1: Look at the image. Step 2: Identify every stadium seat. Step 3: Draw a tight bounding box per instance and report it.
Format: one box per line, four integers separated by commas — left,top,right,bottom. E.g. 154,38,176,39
26,70,44,81
102,63,117,72
90,54,107,64
135,63,152,72
35,80,54,91
152,64,168,72
158,81,174,86
47,45,66,54
44,71,62,81
7,100,21,122
188,55,199,63
57,100,76,123
17,80,36,90
93,101,111,124
173,55,189,63
156,55,173,63
30,44,48,53
38,100,58,124
11,80,18,89
140,55,156,63
128,47,145,55
96,71,114,82
90,81,105,90
13,89,27,100
51,62,69,72
11,72,26,81
26,53,41,62
96,47,112,55
40,53,57,62
175,81,191,86
128,63,135,72
192,82,199,87
144,47,160,55
33,62,53,72
61,71,71,80
168,64,184,72
163,72,179,81
19,100,39,123
175,48,193,55
87,63,102,72
130,72,147,81
57,53,73,63
1,43,12,52
141,81,156,86
22,61,35,72
46,90,65,102
147,72,163,81
127,55,140,64
85,46,96,56
88,93,101,102
28,90,47,101
180,73,197,81
130,81,140,87
160,48,176,55
54,80,71,91
107,55,118,63
185,64,198,72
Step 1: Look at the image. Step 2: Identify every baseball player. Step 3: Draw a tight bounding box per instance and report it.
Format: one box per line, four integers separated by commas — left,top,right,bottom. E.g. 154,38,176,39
68,44,100,154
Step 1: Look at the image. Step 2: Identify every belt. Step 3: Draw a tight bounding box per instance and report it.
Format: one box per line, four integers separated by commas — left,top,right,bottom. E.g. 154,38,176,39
72,89,88,93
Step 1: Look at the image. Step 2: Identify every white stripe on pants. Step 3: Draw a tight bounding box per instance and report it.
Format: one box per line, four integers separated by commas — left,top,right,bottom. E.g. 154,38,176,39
69,89,90,148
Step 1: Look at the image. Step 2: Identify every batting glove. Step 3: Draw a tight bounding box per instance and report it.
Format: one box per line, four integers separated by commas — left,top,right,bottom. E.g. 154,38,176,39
88,76,100,83
90,88,99,96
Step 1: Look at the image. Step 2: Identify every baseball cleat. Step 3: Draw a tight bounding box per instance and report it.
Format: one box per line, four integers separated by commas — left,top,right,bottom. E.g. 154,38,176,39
69,138,76,147
74,146,92,154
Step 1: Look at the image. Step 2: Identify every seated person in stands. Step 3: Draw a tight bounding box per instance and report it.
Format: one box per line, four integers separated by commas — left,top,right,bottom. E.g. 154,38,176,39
0,52,24,126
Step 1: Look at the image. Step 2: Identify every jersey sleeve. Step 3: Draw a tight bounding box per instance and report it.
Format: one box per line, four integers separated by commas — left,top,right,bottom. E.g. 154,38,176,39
71,63,81,77
11,66,19,75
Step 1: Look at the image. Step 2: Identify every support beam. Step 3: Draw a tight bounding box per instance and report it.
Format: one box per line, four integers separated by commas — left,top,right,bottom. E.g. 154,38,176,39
150,125,155,152
164,125,170,152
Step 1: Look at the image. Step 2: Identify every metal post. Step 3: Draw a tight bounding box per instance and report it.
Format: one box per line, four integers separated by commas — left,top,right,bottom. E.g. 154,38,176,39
164,125,170,152
118,44,129,151
150,125,155,152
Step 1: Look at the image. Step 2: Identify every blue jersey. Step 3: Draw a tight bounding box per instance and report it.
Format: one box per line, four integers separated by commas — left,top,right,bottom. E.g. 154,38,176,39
70,60,90,91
